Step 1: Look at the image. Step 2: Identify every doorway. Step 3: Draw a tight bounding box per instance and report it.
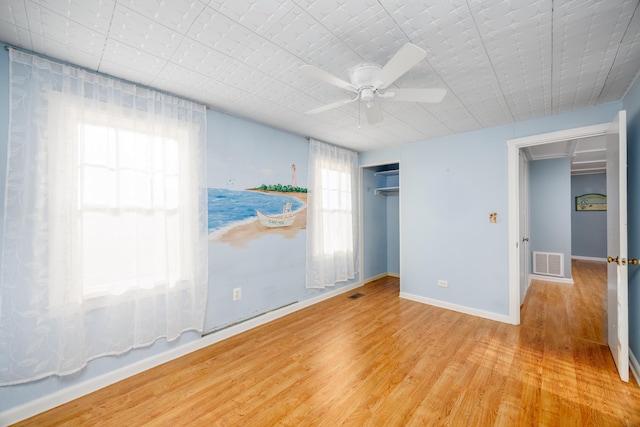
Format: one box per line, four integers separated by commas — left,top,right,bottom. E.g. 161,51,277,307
507,113,629,382
507,122,612,323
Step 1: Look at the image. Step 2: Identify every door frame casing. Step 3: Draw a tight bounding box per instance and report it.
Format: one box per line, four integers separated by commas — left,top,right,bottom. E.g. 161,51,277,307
506,123,610,324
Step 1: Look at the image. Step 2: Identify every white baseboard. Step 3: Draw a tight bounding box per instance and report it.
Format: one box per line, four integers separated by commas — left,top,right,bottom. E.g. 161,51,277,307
388,272,400,278
0,281,363,426
399,292,511,324
530,274,574,285
571,255,607,262
630,350,640,385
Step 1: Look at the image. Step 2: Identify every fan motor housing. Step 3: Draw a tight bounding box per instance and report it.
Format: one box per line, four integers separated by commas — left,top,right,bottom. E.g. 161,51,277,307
349,64,382,88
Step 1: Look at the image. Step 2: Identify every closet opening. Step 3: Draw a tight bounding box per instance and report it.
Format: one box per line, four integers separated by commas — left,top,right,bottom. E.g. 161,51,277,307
361,162,400,283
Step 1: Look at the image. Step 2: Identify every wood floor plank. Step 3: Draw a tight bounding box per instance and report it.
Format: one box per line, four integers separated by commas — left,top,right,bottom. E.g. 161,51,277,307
12,261,640,426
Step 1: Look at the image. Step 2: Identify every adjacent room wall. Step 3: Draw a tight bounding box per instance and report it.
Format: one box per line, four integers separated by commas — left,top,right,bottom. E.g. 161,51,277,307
529,158,572,279
571,174,607,259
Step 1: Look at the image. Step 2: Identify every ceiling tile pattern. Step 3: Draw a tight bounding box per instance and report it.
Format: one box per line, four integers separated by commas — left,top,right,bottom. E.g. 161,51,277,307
0,0,638,151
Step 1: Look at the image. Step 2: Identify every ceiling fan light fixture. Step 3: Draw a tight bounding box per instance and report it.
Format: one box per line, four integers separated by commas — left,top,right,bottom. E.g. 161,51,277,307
360,87,375,102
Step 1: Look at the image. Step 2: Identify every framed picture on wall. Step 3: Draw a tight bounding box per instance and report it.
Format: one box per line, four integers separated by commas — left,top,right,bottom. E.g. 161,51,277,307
575,193,607,211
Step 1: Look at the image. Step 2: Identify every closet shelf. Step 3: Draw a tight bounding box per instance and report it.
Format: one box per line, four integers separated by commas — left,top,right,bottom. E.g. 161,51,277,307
374,186,399,195
374,169,399,177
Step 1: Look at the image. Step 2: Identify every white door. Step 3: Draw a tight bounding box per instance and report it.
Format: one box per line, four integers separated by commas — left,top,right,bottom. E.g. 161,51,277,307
606,110,628,382
519,152,529,304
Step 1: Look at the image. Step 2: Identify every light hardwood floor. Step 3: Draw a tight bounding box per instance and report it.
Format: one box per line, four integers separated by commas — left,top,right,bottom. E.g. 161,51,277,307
15,260,640,426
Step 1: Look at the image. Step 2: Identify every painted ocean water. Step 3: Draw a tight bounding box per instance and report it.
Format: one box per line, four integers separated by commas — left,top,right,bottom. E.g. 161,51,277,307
207,188,304,234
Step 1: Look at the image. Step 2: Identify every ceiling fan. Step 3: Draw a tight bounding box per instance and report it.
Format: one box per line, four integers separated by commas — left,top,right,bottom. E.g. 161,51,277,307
301,43,446,125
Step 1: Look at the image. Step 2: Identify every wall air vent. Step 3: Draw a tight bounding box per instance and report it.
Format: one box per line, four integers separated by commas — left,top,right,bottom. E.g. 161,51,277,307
533,252,564,277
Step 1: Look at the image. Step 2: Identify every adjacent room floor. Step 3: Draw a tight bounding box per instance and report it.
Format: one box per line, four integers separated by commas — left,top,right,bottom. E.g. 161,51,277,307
15,260,640,426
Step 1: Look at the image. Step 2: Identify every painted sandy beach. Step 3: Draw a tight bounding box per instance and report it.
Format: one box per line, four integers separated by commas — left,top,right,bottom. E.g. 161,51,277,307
209,190,307,247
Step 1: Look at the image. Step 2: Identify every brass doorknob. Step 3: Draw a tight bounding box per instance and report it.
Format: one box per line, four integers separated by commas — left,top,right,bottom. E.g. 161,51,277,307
608,256,620,265
629,259,639,266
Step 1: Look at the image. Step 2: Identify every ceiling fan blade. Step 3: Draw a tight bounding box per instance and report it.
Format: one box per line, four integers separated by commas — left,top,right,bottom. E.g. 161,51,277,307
373,44,427,90
300,65,358,93
365,100,383,125
385,88,447,103
306,96,358,115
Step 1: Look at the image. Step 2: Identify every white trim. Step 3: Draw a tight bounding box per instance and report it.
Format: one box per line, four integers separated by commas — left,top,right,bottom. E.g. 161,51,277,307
630,350,640,385
571,255,607,262
388,272,400,278
399,292,512,324
0,281,363,426
508,124,609,147
529,274,574,284
507,122,610,325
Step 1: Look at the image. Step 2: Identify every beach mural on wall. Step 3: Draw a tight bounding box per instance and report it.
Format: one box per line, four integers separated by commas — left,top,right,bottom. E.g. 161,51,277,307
208,163,307,246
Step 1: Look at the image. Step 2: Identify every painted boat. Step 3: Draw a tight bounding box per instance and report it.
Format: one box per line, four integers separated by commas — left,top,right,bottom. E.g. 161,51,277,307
256,202,295,228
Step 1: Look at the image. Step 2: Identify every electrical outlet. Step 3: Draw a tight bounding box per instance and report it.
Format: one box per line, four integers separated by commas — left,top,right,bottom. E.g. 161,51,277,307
233,287,242,301
437,280,448,288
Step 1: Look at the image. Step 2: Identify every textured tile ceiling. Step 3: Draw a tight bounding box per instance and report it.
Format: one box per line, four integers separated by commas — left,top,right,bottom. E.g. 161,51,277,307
1,0,639,152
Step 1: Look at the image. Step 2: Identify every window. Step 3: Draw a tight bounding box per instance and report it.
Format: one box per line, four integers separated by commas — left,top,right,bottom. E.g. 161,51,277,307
319,167,354,255
76,123,182,298
306,139,359,288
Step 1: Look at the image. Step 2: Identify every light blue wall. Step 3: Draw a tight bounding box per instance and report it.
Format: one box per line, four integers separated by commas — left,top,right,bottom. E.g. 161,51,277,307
386,194,400,275
571,174,607,259
361,125,511,313
623,73,640,362
360,102,621,315
205,110,309,331
0,49,7,257
529,158,572,278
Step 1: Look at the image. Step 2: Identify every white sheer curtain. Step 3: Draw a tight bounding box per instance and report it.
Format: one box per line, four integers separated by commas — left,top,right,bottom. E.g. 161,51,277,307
0,50,208,386
306,139,359,288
